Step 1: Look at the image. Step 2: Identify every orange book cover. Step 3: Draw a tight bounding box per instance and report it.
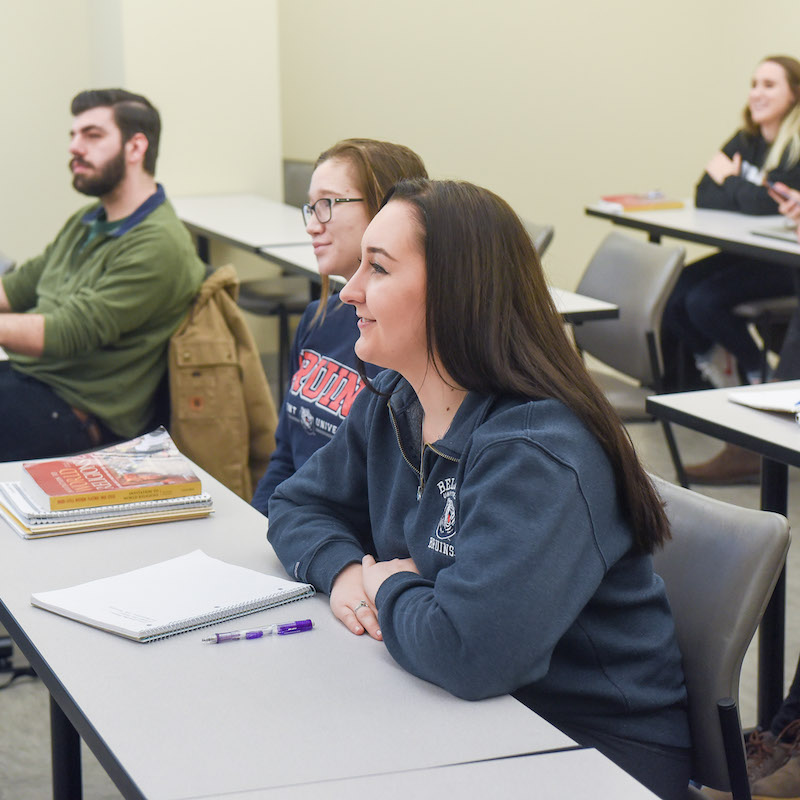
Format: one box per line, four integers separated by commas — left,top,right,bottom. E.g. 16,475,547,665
600,192,684,212
21,427,201,511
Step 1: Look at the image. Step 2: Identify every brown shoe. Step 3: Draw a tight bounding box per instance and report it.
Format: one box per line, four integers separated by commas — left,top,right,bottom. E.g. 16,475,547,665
751,753,800,798
700,729,792,797
684,444,761,486
749,729,794,784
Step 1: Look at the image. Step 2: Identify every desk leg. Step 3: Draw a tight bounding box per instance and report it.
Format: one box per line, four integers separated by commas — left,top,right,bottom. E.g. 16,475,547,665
758,458,788,729
50,694,82,800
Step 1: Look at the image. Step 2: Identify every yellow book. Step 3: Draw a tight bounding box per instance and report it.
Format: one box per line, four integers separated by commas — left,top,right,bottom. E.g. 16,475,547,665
21,427,201,511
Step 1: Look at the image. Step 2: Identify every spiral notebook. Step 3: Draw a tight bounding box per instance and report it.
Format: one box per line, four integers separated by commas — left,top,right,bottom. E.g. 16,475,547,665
30,550,315,642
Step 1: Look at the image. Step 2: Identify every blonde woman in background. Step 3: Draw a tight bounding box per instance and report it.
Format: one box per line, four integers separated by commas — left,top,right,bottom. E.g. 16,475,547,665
661,55,800,484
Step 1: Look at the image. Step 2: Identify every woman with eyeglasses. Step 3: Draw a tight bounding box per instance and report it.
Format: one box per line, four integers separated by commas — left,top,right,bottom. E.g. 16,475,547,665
251,139,427,515
268,179,691,800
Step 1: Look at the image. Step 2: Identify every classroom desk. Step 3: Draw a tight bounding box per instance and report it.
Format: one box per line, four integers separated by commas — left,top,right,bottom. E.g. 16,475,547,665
259,244,620,322
172,193,309,261
258,243,341,282
208,748,659,799
549,286,619,323
0,464,577,800
585,201,800,267
646,380,800,728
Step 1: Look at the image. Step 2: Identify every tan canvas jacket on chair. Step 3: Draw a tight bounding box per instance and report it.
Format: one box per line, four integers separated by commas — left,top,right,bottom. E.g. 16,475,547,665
169,264,278,500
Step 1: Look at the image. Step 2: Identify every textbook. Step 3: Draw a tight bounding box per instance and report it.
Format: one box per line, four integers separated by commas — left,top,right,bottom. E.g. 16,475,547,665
21,427,201,511
0,428,213,539
30,550,315,642
0,482,214,539
597,192,684,213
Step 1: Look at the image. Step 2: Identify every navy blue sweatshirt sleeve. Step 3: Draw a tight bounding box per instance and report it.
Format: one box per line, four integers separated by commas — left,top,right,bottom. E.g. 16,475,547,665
267,385,375,591
251,305,314,514
374,431,612,701
265,379,687,747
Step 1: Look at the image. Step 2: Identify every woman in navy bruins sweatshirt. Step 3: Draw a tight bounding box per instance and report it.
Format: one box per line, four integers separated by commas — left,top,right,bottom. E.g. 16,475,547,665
269,179,691,800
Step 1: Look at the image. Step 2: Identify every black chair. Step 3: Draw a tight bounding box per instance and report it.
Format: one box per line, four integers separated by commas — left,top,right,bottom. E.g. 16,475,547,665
236,160,317,402
236,277,311,401
733,295,798,382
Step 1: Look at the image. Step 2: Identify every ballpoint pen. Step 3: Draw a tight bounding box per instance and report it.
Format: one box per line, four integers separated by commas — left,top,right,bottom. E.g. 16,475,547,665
202,619,313,643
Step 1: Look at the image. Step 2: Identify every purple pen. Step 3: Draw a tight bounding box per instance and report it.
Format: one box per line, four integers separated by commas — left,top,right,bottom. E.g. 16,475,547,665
202,619,313,643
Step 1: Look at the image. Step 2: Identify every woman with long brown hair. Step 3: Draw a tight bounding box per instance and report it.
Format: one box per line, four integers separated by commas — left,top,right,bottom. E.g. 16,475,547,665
268,179,690,800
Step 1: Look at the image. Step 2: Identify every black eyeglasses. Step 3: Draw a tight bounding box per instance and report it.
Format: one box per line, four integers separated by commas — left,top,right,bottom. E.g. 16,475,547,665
302,197,365,225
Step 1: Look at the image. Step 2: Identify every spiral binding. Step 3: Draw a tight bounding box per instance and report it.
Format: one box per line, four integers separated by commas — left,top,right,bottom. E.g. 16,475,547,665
140,586,316,642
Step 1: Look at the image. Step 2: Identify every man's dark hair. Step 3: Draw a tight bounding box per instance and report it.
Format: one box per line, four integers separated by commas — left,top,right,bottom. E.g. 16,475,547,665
71,89,161,175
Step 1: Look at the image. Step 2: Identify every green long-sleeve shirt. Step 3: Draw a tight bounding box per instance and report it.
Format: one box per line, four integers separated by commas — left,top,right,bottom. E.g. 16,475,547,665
2,186,204,437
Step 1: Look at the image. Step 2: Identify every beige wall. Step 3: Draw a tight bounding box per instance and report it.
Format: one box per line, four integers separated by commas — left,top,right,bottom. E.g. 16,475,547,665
277,0,800,288
4,1,800,286
0,0,283,266
0,1,94,263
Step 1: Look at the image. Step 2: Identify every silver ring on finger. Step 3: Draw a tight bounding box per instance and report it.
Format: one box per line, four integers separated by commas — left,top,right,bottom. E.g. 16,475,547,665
353,600,369,614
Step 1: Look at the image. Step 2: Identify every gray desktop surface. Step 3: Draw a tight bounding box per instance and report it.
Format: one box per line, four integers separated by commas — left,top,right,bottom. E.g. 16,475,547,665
172,193,310,251
586,202,800,267
0,462,574,799
646,380,800,466
204,748,658,799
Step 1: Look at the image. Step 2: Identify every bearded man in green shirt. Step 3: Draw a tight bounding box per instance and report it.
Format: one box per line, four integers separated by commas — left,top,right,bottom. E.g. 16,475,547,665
0,89,204,460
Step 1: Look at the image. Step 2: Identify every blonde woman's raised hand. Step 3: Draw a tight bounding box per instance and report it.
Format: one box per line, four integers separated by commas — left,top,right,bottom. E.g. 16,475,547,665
705,151,741,184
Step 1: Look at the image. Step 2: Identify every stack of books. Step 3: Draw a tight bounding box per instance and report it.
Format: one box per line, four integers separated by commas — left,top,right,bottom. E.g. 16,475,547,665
0,427,213,539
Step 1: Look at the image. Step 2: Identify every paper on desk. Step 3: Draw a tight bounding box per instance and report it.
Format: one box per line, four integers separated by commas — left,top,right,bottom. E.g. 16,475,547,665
728,388,800,415
750,222,800,244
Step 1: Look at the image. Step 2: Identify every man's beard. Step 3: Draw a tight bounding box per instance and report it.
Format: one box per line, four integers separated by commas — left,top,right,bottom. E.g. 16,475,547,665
71,148,126,197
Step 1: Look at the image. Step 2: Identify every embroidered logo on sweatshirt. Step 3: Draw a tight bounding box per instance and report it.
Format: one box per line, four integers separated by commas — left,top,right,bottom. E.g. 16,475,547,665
300,407,314,434
428,477,457,558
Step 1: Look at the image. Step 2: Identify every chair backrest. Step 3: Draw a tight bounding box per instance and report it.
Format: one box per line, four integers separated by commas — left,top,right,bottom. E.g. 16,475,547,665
573,231,684,385
651,475,790,791
283,159,315,209
521,221,555,257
